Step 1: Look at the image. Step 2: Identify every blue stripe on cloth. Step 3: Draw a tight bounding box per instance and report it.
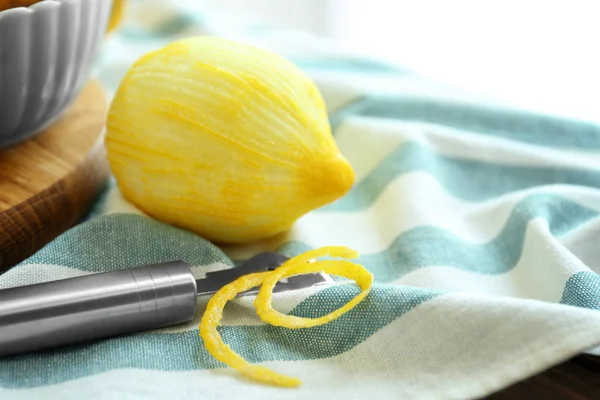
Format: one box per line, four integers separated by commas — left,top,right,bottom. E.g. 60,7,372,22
118,15,199,40
0,284,438,388
321,141,600,212
329,96,600,149
291,58,406,74
20,214,233,271
277,194,598,282
560,271,600,310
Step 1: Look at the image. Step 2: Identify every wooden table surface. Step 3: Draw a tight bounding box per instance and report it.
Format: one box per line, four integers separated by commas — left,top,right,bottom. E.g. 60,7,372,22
486,355,600,399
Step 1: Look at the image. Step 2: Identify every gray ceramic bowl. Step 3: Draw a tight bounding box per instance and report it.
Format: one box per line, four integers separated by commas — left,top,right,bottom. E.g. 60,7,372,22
0,0,112,148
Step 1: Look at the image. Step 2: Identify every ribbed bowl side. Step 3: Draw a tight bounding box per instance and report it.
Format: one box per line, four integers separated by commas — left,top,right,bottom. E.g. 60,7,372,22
0,0,111,148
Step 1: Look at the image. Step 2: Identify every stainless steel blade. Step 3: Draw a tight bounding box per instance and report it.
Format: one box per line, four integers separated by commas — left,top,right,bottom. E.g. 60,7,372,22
196,252,330,296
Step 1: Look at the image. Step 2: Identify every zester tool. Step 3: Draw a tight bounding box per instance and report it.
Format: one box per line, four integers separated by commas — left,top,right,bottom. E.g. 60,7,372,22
0,253,330,357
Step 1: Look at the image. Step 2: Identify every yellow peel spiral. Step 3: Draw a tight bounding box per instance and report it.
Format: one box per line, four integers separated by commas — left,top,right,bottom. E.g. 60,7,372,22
199,246,373,387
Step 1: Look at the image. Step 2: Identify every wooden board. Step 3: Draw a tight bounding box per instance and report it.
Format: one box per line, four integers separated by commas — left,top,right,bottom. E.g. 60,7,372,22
0,80,110,271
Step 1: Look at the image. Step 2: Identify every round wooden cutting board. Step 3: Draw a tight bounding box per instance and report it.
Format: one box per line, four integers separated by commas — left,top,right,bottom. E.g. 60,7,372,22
0,80,110,271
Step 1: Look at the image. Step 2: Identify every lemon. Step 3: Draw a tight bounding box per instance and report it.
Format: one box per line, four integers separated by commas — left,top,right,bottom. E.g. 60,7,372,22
105,36,354,243
107,0,125,33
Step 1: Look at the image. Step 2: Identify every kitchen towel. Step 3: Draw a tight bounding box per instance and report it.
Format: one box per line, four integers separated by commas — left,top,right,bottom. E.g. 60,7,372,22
2,1,600,399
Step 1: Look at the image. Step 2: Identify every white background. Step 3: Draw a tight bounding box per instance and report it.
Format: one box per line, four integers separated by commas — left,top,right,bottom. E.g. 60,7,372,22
205,0,600,122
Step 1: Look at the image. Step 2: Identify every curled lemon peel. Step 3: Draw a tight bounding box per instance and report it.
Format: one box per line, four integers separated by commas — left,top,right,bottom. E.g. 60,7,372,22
255,249,373,329
198,246,373,387
199,272,302,387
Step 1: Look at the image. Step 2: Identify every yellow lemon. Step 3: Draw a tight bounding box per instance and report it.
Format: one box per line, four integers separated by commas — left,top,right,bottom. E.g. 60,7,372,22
105,36,354,243
107,0,125,33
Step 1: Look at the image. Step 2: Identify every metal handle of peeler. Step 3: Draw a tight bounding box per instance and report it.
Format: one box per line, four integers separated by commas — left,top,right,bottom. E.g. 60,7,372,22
0,261,198,357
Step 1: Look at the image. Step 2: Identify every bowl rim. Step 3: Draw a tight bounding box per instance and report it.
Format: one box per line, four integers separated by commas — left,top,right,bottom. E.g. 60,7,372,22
0,0,85,20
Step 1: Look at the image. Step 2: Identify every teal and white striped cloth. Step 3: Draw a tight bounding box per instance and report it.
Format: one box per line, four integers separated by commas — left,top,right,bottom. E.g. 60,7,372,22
3,1,600,398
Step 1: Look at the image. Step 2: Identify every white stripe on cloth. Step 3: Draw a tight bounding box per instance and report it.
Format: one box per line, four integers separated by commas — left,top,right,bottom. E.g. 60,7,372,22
560,218,600,275
336,118,600,179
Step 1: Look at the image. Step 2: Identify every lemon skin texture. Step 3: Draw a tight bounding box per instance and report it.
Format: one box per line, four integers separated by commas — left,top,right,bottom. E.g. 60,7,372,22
105,36,354,244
